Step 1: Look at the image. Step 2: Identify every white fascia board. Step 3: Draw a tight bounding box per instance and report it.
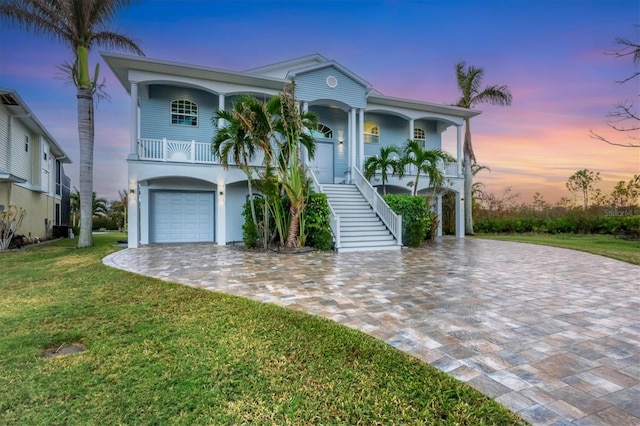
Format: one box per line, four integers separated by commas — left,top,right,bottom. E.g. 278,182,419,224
127,69,281,97
102,52,287,95
368,94,482,120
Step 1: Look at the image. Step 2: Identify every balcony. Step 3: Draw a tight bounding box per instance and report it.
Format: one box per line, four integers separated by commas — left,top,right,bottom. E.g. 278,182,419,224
137,138,264,166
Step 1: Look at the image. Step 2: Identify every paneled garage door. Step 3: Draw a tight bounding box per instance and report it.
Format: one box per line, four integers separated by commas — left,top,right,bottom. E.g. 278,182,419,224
151,191,214,243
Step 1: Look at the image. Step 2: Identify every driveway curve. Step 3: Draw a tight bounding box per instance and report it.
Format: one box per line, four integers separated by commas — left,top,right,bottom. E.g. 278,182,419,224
103,238,640,425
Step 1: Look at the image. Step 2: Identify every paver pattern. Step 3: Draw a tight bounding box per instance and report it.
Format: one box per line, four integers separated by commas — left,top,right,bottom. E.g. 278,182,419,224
103,238,640,425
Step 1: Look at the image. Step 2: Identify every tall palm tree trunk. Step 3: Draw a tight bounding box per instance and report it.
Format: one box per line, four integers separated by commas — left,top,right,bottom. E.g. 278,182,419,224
463,120,474,235
77,86,94,248
286,201,302,248
464,151,474,235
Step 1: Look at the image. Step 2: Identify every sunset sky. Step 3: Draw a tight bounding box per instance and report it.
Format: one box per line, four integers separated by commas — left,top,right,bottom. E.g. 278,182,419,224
1,0,638,204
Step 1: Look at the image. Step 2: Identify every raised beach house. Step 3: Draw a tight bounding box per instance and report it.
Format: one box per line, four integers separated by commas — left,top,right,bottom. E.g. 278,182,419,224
102,53,479,251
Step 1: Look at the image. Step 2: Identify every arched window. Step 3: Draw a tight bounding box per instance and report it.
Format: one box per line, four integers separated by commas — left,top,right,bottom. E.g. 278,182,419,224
414,128,426,147
364,122,379,144
317,123,333,139
171,99,198,126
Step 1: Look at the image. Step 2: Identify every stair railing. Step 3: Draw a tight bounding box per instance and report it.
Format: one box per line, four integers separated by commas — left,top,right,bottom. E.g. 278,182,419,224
352,166,402,246
306,165,341,251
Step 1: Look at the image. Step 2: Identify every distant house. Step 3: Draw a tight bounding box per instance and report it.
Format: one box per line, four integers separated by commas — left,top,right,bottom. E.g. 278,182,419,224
103,53,479,251
0,88,72,240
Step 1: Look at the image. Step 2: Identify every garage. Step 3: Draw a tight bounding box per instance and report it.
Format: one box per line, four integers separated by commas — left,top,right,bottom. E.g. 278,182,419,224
150,191,214,243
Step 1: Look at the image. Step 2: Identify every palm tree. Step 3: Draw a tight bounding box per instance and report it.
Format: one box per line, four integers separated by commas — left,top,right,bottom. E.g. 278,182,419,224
269,83,318,248
364,145,401,195
92,193,108,218
70,187,80,227
70,186,108,220
212,96,261,228
0,0,144,248
455,61,512,235
401,140,447,196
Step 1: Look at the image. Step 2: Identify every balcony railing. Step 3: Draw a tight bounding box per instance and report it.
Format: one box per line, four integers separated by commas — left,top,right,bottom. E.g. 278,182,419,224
138,138,265,166
307,162,341,251
402,161,460,178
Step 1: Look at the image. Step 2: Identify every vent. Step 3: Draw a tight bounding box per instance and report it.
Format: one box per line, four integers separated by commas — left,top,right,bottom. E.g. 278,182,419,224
1,93,19,106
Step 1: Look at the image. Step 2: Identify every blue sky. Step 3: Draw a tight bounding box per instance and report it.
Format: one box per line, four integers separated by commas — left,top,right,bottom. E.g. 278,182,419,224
0,0,638,203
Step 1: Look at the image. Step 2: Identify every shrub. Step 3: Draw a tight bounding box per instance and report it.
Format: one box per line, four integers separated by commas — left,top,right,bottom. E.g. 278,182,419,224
92,216,118,231
304,192,333,250
0,205,26,250
384,194,431,247
242,196,266,248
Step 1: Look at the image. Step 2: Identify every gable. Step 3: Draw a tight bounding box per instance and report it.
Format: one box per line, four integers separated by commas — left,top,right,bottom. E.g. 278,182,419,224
294,66,367,109
245,54,328,79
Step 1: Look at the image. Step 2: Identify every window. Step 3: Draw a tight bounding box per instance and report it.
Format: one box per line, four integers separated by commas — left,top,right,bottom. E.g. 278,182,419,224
364,122,379,144
414,128,426,147
171,99,198,126
25,135,29,152
315,123,333,139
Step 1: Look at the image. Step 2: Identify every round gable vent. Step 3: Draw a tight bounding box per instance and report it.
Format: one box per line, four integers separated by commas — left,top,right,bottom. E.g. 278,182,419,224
326,75,338,88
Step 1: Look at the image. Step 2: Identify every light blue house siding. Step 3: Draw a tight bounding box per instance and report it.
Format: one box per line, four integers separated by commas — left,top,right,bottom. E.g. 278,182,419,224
140,85,218,142
363,115,444,158
414,120,442,151
310,105,349,178
295,67,367,109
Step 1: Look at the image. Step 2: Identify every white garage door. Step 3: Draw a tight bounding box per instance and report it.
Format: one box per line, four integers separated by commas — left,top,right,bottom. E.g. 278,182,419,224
151,191,214,243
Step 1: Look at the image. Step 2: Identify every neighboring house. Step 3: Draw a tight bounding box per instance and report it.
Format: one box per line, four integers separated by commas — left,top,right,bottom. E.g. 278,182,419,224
0,88,72,240
102,53,480,250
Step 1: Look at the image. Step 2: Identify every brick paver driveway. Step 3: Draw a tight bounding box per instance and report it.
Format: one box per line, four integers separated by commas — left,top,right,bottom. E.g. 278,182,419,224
104,238,640,425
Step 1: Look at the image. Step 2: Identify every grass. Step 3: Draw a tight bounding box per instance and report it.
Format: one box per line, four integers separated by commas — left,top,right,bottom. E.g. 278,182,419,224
476,233,640,265
0,234,525,425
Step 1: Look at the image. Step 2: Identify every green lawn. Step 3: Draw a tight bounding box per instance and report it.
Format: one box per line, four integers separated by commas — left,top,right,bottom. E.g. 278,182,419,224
0,234,524,425
476,233,640,265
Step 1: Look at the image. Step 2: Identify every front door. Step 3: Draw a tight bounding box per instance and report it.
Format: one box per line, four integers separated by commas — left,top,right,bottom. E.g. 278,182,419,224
310,141,334,184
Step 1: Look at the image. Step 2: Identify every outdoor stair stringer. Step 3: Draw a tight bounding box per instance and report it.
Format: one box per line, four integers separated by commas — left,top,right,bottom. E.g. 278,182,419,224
322,184,400,252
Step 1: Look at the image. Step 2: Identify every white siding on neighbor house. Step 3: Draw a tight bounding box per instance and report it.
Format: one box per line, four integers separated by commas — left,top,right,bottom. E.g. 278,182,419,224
0,107,8,171
11,117,31,181
40,138,50,193
140,85,218,143
295,67,367,108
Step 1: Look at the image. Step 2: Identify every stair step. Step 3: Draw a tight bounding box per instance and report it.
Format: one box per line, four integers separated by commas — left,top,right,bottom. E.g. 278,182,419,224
340,229,393,240
323,184,400,251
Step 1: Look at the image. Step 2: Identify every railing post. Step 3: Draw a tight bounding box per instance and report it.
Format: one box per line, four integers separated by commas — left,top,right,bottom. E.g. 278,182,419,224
397,215,402,246
191,140,195,162
162,138,167,162
335,215,341,250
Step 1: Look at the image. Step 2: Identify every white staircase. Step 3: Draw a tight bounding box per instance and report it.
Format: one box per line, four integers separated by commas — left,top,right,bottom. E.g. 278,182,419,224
322,184,400,252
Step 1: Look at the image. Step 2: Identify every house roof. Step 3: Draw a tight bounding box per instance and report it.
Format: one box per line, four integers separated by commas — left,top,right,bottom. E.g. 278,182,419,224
0,88,71,163
101,53,480,119
367,93,481,119
101,52,288,94
244,53,329,77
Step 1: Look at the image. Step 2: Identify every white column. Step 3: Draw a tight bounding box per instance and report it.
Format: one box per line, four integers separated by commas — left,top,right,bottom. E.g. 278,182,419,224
218,94,226,128
217,181,226,245
358,108,364,169
301,102,310,165
436,194,443,237
139,182,149,245
129,81,139,160
409,119,414,141
456,125,462,176
349,108,356,177
456,191,464,239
